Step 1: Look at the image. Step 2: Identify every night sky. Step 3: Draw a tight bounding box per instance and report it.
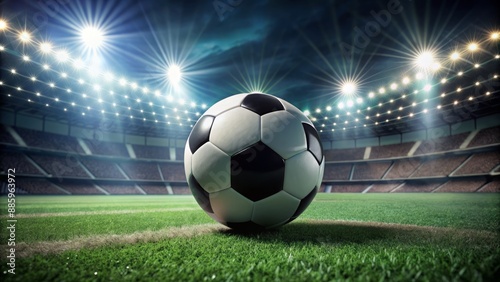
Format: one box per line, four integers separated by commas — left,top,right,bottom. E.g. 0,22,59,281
1,0,498,137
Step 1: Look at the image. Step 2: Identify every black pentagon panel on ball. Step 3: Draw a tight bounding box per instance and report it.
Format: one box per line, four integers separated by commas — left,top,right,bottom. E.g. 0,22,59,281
240,93,285,116
287,187,318,223
188,115,215,154
225,221,265,231
188,174,213,214
302,123,323,164
231,142,285,201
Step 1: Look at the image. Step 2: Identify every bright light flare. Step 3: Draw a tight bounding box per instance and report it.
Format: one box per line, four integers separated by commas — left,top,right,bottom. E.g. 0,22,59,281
167,64,183,86
415,51,434,68
0,20,7,30
80,26,104,49
491,32,499,40
341,81,357,95
450,52,460,61
40,42,52,53
19,31,31,42
56,50,70,62
468,43,478,52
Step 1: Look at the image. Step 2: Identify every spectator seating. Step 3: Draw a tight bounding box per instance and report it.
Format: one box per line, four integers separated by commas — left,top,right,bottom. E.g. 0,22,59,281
453,151,500,175
369,143,414,159
330,184,369,193
119,162,161,180
15,127,85,153
323,164,352,180
16,179,62,194
368,183,403,193
159,163,186,181
132,144,169,160
414,133,469,155
0,125,17,144
29,154,90,178
392,181,444,192
84,139,129,157
352,162,392,180
99,184,142,194
410,155,468,178
139,184,169,194
171,183,191,195
324,148,364,161
176,148,185,160
435,178,487,192
56,182,105,194
80,158,126,179
384,159,422,179
478,179,500,192
0,151,44,175
468,126,500,148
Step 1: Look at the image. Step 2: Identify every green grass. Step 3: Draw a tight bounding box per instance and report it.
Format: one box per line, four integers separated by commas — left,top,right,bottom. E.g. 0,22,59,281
1,193,499,281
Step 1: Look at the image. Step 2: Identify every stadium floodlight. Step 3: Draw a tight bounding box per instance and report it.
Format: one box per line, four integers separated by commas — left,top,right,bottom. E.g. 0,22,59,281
378,87,385,94
167,64,182,87
468,43,478,52
19,31,31,42
341,81,357,95
492,32,499,40
390,83,398,90
40,42,52,53
415,51,435,69
402,77,411,85
450,52,459,60
80,26,104,49
0,19,7,30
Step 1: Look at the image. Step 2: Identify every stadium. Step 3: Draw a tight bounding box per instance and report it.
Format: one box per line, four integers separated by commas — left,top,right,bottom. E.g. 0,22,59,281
0,0,499,281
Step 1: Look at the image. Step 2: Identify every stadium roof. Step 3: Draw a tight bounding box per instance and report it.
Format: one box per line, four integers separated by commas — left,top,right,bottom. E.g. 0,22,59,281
0,0,499,140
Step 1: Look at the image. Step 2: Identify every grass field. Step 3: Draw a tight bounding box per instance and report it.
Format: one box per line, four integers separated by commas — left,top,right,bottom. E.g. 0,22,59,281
1,193,499,281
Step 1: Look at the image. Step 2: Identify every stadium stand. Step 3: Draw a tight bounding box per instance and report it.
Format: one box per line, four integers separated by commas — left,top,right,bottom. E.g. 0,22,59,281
56,182,105,194
0,125,17,144
14,127,85,153
132,144,170,160
2,125,499,195
176,148,185,160
453,151,500,175
80,158,127,179
393,181,444,192
414,132,469,155
15,179,62,194
384,159,422,179
84,139,129,157
468,126,500,148
368,183,403,193
330,184,369,193
352,162,392,180
0,151,44,175
139,184,169,194
324,148,365,161
29,154,91,178
435,178,487,192
369,143,414,159
170,183,191,194
119,162,162,180
478,179,500,192
410,155,468,178
323,164,352,180
159,163,186,181
99,184,142,194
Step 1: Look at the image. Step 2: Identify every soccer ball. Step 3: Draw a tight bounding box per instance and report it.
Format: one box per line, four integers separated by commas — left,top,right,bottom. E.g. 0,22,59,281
184,93,324,230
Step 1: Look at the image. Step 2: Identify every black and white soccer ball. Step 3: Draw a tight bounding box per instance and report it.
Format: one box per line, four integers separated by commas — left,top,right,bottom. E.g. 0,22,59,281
184,93,324,230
